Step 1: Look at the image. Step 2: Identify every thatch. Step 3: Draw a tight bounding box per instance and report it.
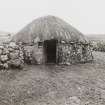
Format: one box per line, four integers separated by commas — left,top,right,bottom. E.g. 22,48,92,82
12,15,87,44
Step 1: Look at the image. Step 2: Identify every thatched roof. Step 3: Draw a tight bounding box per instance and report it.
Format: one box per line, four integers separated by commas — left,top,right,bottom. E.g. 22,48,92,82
12,15,87,44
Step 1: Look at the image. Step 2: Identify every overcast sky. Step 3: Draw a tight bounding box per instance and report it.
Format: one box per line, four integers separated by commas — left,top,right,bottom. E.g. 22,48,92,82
0,0,105,35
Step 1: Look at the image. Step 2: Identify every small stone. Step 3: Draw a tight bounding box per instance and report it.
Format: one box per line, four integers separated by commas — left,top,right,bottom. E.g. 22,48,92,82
66,96,81,105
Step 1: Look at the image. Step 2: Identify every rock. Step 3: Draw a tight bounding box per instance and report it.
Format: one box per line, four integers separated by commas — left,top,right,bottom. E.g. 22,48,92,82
9,52,19,59
3,63,9,69
9,59,23,68
66,96,81,105
0,54,8,62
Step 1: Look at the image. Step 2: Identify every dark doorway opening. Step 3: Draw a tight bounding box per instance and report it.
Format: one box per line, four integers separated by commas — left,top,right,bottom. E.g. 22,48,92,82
44,39,57,63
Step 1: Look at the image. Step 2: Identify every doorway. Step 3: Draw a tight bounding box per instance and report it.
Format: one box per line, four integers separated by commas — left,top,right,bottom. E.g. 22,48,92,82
44,39,57,63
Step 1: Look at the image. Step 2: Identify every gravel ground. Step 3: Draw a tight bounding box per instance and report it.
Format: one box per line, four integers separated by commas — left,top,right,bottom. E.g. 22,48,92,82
0,51,105,105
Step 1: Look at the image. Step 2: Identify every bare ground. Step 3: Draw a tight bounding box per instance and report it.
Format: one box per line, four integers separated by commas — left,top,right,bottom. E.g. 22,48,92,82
0,52,105,105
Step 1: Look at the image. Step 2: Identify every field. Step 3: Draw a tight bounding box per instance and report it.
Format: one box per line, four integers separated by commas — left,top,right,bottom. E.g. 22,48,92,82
87,34,105,41
0,51,105,105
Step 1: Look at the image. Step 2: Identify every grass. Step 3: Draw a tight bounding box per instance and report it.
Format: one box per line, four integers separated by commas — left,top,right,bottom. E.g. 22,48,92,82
0,51,105,105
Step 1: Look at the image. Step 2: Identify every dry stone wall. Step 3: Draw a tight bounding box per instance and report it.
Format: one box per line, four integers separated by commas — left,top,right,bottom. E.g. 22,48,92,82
57,42,93,65
23,44,43,64
0,42,24,69
0,41,93,69
19,41,93,66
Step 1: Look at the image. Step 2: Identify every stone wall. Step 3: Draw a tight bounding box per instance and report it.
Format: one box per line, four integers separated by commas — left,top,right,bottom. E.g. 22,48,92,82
24,44,44,64
15,42,93,65
57,42,93,65
32,44,43,64
0,41,93,69
0,42,24,69
26,42,93,65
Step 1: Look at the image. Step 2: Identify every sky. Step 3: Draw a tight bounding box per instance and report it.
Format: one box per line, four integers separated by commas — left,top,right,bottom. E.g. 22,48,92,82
0,0,105,35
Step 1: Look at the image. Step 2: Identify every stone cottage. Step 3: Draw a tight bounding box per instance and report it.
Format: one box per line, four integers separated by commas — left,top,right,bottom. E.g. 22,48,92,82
12,16,93,65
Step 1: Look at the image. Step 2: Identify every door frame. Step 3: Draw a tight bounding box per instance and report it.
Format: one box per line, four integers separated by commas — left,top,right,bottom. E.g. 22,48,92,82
44,39,58,64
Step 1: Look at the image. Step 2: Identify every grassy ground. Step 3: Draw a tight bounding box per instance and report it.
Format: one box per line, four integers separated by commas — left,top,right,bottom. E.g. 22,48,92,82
0,52,105,105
